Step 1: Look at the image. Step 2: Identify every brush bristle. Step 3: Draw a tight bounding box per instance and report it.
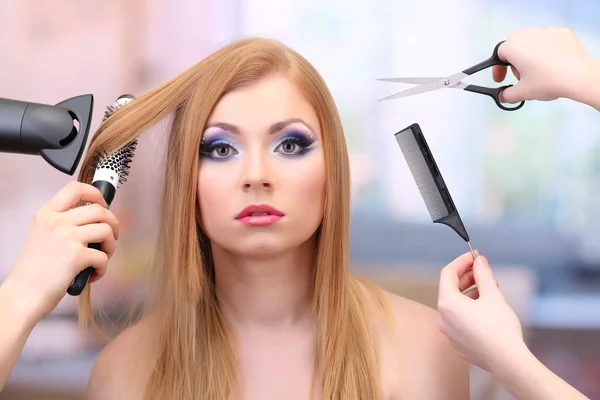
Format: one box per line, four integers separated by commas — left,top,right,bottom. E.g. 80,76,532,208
102,94,135,122
102,105,119,122
91,141,138,186
89,94,137,186
394,127,449,221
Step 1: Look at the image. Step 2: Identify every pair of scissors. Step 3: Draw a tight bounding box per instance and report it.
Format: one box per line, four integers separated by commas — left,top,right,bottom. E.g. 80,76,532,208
377,41,525,111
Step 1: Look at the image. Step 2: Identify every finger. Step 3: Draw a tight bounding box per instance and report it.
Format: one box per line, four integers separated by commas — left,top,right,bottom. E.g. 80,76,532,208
46,181,107,212
458,268,475,293
510,65,521,80
76,223,117,259
499,82,529,104
439,252,477,297
463,286,480,300
496,40,511,64
82,248,109,284
472,256,502,299
63,203,120,240
495,40,525,101
492,65,507,82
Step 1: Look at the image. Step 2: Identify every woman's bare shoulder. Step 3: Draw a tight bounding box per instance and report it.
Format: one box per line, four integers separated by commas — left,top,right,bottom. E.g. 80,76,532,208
86,314,159,400
353,276,441,334
354,278,470,399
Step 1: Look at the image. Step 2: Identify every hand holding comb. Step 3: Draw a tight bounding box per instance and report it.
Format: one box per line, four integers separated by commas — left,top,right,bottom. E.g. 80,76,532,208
394,123,476,259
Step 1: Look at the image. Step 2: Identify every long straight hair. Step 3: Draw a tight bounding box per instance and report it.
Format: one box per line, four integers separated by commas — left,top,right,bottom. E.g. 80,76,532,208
77,37,384,400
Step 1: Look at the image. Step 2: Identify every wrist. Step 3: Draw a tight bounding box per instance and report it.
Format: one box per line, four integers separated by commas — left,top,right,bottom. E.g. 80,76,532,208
0,275,45,330
489,340,535,382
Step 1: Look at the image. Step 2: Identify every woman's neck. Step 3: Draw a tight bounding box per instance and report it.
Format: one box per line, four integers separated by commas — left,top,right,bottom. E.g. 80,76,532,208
212,237,317,333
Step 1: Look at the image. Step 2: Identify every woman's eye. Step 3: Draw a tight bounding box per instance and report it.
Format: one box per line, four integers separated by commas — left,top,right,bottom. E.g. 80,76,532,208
200,140,238,160
275,139,307,155
212,144,234,158
279,141,300,154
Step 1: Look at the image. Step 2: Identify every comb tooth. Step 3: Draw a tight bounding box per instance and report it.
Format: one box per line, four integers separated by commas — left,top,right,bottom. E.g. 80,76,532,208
394,128,449,221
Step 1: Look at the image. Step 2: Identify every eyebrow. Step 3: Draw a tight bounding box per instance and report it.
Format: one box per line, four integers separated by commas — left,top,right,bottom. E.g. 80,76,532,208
204,118,317,135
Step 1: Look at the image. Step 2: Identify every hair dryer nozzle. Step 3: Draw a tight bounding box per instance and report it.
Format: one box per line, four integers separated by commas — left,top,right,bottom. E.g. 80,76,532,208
0,94,94,175
40,94,94,175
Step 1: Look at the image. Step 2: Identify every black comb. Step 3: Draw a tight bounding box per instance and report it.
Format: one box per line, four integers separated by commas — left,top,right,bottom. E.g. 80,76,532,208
394,123,476,259
66,94,137,296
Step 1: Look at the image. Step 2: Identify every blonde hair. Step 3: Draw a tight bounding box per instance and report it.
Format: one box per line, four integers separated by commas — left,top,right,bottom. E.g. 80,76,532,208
77,37,387,400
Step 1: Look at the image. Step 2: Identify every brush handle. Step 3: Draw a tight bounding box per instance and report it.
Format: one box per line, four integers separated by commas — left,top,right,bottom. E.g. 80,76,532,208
66,264,96,296
67,179,116,296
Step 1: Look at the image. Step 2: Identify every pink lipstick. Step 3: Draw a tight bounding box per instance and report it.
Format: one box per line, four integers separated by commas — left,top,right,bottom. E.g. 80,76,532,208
235,204,284,226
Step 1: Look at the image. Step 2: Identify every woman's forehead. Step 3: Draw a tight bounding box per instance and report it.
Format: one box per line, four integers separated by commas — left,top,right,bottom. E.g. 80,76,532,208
206,75,321,136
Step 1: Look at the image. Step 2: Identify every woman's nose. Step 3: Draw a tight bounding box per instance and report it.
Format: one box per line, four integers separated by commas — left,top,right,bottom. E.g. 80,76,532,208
240,149,273,191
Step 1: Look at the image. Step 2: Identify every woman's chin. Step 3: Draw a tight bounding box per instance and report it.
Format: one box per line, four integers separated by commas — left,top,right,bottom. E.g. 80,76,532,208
220,236,309,259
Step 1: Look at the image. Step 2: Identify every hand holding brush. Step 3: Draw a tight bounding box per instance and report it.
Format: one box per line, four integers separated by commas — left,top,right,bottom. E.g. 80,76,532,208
0,95,137,391
3,94,138,322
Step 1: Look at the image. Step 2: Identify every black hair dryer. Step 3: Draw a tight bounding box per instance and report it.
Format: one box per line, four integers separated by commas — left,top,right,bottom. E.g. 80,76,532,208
0,94,94,175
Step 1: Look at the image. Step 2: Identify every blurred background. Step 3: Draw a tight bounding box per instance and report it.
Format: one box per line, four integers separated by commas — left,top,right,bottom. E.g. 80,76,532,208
1,0,600,399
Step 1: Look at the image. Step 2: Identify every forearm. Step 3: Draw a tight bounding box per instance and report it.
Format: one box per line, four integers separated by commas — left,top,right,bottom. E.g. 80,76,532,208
0,277,39,391
492,344,589,400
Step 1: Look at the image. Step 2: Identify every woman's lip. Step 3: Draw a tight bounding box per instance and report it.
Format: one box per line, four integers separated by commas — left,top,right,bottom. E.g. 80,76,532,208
236,214,283,226
235,204,284,219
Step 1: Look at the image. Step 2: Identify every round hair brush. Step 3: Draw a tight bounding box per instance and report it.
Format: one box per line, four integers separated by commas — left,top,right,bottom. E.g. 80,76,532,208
67,94,137,296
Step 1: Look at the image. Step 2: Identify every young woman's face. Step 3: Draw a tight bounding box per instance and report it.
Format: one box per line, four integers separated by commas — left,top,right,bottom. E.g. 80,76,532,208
197,74,326,258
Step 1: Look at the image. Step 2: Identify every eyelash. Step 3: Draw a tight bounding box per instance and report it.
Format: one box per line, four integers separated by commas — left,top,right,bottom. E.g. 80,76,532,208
199,132,315,161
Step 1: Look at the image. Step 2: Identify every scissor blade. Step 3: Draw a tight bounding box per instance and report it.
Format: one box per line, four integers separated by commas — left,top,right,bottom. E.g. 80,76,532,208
377,72,468,102
376,77,443,84
378,78,446,102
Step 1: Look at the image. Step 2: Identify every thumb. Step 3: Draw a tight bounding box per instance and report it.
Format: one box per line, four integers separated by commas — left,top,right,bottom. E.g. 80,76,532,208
472,256,500,297
500,83,529,104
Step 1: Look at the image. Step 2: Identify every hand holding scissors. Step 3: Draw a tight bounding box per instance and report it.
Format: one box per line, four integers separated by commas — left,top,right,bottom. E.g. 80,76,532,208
378,41,525,111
